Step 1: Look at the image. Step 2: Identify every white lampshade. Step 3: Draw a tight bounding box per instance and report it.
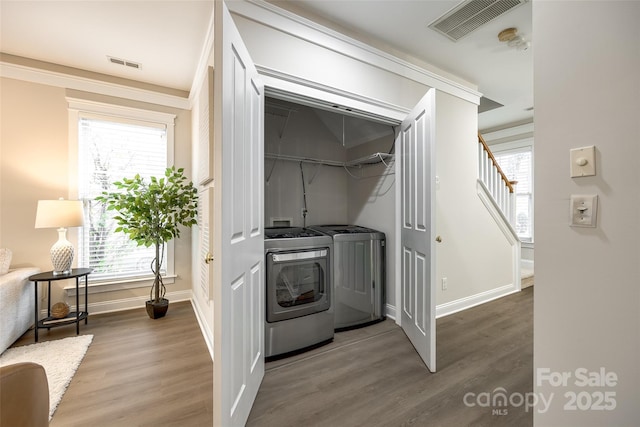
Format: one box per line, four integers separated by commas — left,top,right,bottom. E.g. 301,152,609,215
35,199,84,275
35,199,84,229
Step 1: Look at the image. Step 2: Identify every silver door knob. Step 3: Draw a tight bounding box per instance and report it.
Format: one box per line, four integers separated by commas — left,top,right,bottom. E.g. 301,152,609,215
204,253,214,264
435,236,442,243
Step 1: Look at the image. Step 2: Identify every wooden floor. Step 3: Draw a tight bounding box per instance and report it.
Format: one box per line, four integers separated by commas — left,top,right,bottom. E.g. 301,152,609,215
11,286,532,427
248,286,533,427
12,301,213,427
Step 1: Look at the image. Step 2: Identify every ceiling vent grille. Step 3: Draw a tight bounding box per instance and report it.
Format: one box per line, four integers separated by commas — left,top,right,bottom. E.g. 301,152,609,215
428,0,527,42
108,56,141,69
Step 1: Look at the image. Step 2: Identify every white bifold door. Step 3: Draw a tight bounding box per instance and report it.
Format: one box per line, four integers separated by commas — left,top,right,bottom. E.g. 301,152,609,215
399,89,437,372
212,2,265,426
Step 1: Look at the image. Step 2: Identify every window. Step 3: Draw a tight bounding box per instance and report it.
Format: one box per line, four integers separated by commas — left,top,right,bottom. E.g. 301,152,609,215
68,98,175,284
494,145,533,242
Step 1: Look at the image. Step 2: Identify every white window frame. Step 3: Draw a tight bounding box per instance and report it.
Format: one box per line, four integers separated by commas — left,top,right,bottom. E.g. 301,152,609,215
67,97,176,293
491,138,534,244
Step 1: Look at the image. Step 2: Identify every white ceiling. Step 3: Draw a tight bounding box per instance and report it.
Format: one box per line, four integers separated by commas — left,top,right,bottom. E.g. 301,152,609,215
0,0,213,92
0,0,532,130
276,0,533,130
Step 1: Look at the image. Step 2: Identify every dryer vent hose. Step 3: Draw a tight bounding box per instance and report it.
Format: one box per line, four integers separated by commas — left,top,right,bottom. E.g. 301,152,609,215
299,162,308,227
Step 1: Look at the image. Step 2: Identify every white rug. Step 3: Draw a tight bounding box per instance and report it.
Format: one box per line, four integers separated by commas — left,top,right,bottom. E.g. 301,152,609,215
0,334,93,420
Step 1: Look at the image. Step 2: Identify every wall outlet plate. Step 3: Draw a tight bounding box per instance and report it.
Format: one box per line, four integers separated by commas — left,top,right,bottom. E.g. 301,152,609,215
570,146,596,178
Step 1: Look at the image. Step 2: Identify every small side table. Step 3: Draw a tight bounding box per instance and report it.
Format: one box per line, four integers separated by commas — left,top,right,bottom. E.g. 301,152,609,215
29,268,93,342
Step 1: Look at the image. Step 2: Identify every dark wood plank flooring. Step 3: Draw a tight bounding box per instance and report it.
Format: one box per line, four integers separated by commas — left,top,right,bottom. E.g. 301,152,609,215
248,287,533,427
11,301,213,427
10,286,532,426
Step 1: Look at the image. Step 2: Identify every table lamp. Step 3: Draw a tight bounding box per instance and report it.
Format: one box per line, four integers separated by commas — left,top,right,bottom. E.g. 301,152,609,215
35,198,85,275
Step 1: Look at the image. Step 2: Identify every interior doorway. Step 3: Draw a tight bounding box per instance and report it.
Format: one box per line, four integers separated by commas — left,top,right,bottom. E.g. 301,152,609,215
263,96,399,321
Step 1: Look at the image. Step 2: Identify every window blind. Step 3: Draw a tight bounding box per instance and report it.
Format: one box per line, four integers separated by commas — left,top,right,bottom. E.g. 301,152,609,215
77,116,168,281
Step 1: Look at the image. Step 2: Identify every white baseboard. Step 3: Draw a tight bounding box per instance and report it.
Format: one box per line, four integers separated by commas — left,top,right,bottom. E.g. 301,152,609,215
44,289,214,361
51,289,192,316
436,283,519,319
385,303,396,321
190,299,214,360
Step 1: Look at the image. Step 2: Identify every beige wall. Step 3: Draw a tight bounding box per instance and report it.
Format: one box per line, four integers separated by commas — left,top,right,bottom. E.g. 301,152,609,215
1,79,68,265
533,1,640,424
0,76,193,311
435,91,515,306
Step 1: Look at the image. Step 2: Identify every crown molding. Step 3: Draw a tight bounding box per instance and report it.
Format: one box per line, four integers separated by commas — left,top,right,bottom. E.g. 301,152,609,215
228,0,481,105
1,61,190,110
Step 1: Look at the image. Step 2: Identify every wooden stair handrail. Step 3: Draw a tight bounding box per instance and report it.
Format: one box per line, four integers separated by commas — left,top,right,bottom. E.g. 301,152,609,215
478,132,515,193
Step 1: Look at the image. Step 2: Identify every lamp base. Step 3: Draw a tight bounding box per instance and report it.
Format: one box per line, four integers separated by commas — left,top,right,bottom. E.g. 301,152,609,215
50,228,74,275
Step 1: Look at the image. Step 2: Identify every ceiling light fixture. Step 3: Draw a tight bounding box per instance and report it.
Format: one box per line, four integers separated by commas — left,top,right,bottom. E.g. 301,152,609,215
498,27,530,51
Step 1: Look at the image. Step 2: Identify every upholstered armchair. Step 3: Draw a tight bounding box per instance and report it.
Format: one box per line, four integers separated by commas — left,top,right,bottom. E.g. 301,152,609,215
0,362,49,426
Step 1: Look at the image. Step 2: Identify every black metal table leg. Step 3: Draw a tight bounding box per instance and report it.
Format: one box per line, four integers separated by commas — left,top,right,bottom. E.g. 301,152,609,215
76,276,80,335
34,279,38,342
47,280,51,318
84,275,89,325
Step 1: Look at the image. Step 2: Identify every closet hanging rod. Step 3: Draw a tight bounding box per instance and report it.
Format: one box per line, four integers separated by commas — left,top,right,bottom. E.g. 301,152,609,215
265,153,344,167
265,152,395,168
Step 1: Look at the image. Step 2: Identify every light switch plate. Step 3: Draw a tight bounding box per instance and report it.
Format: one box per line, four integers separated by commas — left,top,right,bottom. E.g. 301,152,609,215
570,194,598,227
570,146,596,177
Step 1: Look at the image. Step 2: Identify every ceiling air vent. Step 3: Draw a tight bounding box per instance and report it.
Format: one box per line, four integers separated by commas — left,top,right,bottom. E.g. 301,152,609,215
428,0,528,42
108,56,141,69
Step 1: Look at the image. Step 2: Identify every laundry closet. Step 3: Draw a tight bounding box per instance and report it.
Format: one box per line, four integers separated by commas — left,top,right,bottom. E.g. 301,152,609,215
263,96,397,358
204,4,489,420
264,97,396,227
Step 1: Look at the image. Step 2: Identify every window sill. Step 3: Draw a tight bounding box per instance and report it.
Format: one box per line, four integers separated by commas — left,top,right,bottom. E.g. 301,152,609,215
64,274,177,296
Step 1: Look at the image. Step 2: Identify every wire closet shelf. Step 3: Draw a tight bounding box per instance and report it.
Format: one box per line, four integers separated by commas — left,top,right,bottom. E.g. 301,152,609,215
265,152,394,168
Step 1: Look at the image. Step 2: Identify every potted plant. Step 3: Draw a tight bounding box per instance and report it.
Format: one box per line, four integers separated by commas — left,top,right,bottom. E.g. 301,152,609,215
97,166,198,319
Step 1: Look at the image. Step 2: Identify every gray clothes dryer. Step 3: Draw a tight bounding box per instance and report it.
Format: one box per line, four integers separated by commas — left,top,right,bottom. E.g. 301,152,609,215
309,225,385,330
264,227,334,359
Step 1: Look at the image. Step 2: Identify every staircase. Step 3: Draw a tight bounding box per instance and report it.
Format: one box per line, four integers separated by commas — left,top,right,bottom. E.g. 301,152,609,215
477,132,517,226
477,131,522,292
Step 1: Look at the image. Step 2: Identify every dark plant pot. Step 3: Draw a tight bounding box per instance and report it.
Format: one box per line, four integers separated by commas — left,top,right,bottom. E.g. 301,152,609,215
146,298,169,319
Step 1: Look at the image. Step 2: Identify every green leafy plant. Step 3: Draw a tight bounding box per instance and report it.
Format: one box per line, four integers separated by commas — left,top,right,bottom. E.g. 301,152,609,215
96,166,197,317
